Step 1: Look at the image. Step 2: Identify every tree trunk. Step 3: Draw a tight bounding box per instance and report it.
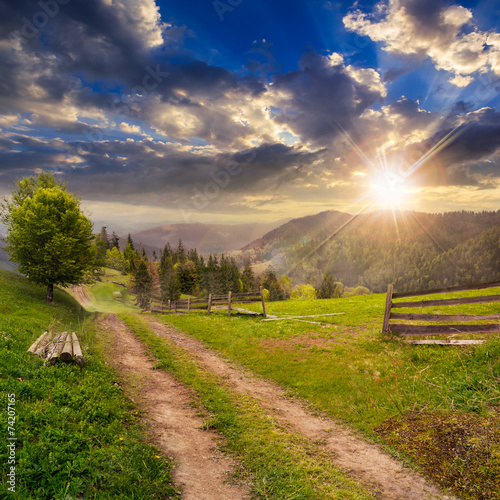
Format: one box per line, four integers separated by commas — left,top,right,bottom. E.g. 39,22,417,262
46,283,54,302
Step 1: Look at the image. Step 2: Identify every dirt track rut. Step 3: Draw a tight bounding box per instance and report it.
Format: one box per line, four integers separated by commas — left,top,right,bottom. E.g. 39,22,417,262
145,316,456,500
99,314,250,500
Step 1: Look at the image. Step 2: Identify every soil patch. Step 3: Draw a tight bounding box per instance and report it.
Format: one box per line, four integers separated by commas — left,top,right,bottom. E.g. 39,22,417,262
146,316,457,500
259,332,347,352
375,410,500,500
99,314,251,500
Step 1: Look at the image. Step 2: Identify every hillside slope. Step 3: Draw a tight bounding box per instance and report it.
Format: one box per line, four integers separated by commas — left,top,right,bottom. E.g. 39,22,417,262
242,209,500,292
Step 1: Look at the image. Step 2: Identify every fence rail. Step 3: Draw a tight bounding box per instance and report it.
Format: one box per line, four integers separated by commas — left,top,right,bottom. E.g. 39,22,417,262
149,287,266,318
382,281,500,344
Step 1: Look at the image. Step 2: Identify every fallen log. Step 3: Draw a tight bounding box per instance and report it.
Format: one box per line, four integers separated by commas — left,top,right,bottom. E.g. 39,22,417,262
34,332,54,357
28,331,48,354
59,334,74,362
72,332,84,365
47,332,68,365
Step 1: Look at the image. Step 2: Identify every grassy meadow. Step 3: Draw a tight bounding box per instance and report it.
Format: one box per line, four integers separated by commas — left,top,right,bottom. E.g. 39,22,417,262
1,266,500,499
0,269,179,499
67,268,139,314
151,291,500,499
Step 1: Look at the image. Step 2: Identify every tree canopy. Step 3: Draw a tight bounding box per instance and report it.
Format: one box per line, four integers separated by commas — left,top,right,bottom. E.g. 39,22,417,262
2,173,100,302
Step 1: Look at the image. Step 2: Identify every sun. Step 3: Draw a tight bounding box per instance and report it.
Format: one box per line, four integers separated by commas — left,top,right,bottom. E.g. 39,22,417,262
370,172,409,209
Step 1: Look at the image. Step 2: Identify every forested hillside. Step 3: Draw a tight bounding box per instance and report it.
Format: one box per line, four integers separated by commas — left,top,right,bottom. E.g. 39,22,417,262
244,210,500,293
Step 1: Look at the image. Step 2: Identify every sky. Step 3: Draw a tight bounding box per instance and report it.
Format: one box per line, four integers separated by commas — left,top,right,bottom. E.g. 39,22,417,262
1,0,500,230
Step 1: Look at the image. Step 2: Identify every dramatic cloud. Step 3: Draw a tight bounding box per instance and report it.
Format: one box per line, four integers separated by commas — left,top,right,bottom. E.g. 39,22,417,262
344,0,500,85
270,51,386,147
1,0,499,223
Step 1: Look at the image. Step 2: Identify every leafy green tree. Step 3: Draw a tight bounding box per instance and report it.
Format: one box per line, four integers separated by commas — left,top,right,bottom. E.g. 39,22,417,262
0,171,65,225
105,247,126,272
131,259,153,309
316,271,341,299
3,177,100,302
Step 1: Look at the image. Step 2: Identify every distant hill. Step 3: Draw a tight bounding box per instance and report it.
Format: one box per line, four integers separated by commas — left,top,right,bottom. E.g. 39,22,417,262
242,209,500,293
128,219,290,255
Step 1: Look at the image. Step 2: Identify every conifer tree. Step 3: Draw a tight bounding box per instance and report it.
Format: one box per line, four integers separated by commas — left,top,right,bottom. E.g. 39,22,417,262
159,254,181,301
316,271,341,299
131,259,153,309
241,260,257,292
110,232,120,249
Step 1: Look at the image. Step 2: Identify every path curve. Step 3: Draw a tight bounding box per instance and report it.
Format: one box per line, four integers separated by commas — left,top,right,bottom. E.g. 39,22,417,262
146,316,457,500
99,314,251,500
72,285,91,306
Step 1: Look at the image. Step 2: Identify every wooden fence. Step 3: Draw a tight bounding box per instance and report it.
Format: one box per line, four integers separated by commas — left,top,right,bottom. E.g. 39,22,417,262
150,287,267,318
382,281,500,345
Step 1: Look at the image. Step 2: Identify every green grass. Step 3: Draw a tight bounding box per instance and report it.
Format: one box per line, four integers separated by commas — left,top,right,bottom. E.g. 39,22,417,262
151,292,500,499
67,268,139,314
120,313,375,500
0,270,179,499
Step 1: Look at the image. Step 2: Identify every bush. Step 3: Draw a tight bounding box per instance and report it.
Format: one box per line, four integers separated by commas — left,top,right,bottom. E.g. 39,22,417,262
291,284,317,300
343,286,371,297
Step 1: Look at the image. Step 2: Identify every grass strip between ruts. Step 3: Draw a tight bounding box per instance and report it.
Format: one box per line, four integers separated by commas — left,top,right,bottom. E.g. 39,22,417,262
119,313,376,500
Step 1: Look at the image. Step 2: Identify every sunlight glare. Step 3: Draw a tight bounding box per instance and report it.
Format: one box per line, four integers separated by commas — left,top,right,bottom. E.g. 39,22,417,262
370,172,409,209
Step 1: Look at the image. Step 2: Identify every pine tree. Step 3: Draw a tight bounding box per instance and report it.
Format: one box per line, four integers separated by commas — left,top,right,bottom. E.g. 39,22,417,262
176,239,186,264
176,260,197,295
159,254,181,301
131,259,153,309
241,260,256,292
127,233,135,251
262,266,285,301
111,232,120,249
316,271,341,299
98,226,110,259
229,257,241,292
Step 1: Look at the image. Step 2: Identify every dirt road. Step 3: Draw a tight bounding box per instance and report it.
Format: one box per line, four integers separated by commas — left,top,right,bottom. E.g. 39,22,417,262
72,285,91,305
144,316,457,500
99,314,251,500
99,312,456,499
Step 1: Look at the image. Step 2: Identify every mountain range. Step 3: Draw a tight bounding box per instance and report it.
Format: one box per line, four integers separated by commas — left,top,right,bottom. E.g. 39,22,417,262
240,209,500,293
127,219,290,255
2,210,500,295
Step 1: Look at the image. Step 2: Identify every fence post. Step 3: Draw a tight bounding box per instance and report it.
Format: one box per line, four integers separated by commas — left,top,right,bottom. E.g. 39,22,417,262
382,284,393,334
207,294,212,313
188,296,191,312
228,291,232,317
168,299,171,312
175,300,178,313
260,286,267,318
